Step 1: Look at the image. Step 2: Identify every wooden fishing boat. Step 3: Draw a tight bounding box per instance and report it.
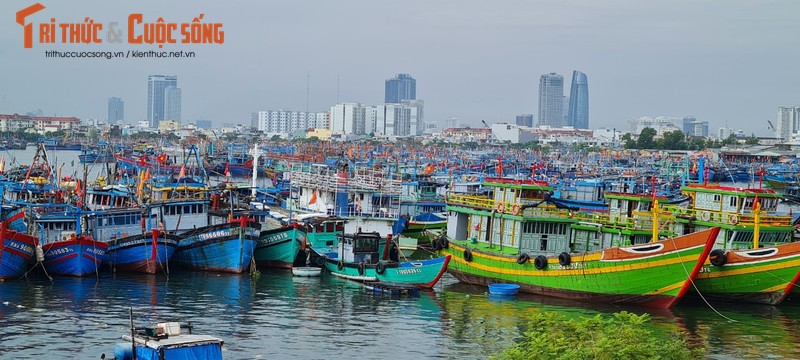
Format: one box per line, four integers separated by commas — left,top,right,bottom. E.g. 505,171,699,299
321,231,450,289
660,183,800,305
0,222,38,280
441,177,718,308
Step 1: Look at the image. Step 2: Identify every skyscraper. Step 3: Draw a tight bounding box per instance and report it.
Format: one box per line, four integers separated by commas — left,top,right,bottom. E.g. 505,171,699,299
385,74,416,103
538,73,564,127
107,97,124,124
567,71,589,129
164,86,182,124
147,75,178,128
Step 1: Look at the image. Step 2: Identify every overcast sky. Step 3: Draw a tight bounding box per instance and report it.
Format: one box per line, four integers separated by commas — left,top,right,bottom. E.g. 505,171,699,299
2,0,798,135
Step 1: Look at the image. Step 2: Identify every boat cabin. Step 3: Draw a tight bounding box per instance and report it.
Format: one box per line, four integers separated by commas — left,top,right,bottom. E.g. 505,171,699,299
337,231,383,264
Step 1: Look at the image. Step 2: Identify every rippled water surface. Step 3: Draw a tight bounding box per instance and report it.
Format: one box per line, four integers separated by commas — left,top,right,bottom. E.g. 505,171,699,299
2,271,800,359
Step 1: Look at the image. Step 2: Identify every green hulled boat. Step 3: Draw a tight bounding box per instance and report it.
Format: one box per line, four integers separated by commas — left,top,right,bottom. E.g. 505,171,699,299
659,183,800,305
322,231,450,289
440,177,718,308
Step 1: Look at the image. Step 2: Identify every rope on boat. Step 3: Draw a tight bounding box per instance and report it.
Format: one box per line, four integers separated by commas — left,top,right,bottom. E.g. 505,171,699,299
670,237,737,322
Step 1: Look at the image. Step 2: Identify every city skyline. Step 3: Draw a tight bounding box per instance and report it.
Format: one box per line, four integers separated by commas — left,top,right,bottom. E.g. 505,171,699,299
2,1,799,135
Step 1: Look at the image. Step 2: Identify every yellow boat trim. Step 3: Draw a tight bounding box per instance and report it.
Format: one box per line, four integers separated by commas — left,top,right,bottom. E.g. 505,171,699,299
444,249,698,276
448,242,602,263
643,281,685,296
761,283,790,293
696,258,800,279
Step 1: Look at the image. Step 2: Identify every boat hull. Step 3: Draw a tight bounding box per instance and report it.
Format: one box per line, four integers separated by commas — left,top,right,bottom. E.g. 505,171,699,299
323,255,451,289
173,221,259,273
105,232,181,274
0,230,37,279
42,237,108,277
440,228,719,308
691,242,800,305
254,227,302,269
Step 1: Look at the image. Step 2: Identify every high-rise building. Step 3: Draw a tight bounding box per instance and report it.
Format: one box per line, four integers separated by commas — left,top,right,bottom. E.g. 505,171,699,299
776,106,800,141
538,73,564,127
331,103,367,135
682,116,696,134
107,97,124,124
567,71,589,129
255,110,327,134
164,87,182,124
147,75,178,128
515,114,533,127
385,74,416,103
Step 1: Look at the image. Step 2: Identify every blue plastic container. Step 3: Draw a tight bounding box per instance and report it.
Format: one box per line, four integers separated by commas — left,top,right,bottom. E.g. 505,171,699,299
488,283,520,295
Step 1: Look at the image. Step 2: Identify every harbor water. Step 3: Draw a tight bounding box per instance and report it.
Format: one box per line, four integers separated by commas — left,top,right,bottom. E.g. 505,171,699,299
2,271,800,359
2,147,800,358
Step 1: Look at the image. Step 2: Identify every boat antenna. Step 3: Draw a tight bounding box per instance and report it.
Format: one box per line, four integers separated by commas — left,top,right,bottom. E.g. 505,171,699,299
129,307,137,360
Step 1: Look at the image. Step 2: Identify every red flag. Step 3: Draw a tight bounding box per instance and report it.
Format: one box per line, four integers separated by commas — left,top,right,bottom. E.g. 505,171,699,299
224,163,230,177
308,190,317,205
752,195,759,211
178,165,186,178
496,155,503,177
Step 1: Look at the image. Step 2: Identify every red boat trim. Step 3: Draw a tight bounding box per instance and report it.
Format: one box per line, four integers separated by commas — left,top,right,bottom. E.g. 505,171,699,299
416,255,451,289
45,252,78,264
783,269,800,295
3,247,33,260
667,227,720,308
82,253,103,264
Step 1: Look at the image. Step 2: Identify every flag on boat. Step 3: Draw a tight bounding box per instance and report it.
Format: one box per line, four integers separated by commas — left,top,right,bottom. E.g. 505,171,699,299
308,190,317,205
224,163,230,177
0,154,5,173
178,165,186,178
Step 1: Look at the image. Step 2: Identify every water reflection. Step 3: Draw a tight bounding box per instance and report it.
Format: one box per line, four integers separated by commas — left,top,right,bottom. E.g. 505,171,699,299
1,271,800,359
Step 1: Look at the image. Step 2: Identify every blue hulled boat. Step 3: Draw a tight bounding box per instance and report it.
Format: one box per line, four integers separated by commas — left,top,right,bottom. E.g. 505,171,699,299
173,216,260,273
35,213,108,277
0,222,38,279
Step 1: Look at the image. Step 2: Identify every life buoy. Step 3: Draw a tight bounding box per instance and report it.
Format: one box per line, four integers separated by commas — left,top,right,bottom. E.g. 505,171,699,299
357,262,366,275
534,255,548,270
511,204,521,216
464,248,473,262
315,256,326,266
558,252,571,266
337,260,344,271
699,211,711,222
516,253,530,265
709,249,727,267
158,154,167,163
375,262,386,275
728,214,739,225
496,202,505,214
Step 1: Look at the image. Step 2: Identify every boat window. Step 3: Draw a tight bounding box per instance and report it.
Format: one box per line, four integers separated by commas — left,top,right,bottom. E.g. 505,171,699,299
326,223,334,232
729,197,737,207
713,194,721,203
336,222,344,231
354,237,378,252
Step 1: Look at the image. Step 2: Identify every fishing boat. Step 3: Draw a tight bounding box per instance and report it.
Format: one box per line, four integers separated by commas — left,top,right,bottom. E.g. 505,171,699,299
254,225,303,269
288,159,403,237
107,310,223,360
34,213,109,277
172,214,260,273
660,183,800,305
321,230,451,289
0,221,39,280
440,177,718,308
